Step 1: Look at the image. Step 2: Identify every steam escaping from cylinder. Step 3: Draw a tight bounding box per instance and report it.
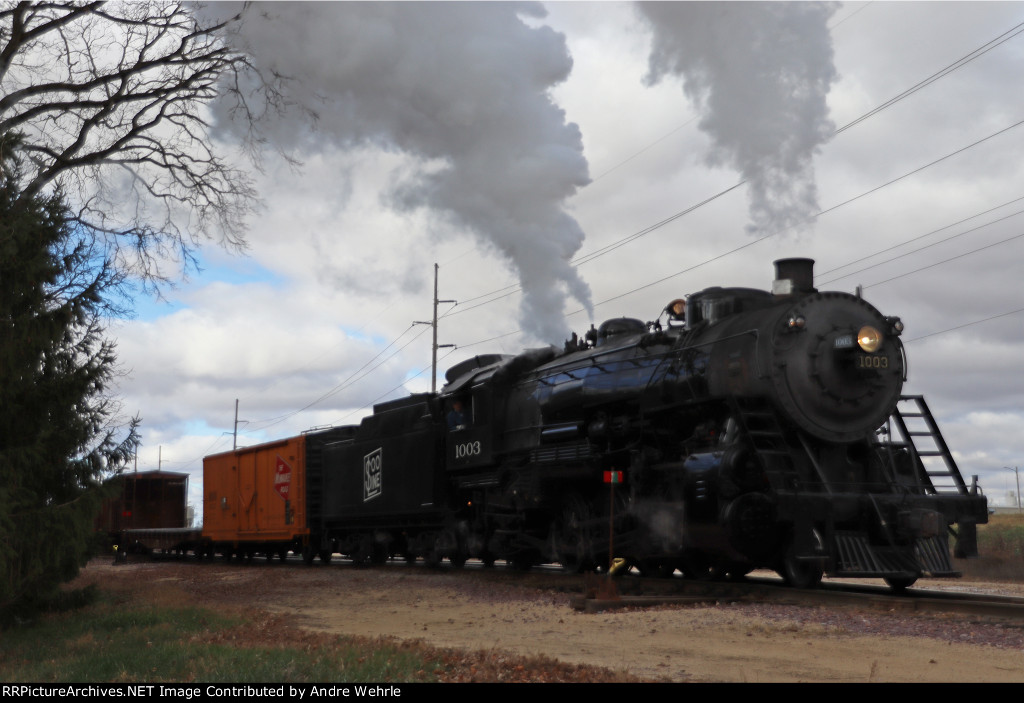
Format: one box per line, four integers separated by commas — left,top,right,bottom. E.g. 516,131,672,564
636,2,839,235
633,498,688,554
210,2,593,343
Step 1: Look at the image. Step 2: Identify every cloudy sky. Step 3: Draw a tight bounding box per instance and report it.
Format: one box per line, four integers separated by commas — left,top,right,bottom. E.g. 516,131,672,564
108,2,1024,515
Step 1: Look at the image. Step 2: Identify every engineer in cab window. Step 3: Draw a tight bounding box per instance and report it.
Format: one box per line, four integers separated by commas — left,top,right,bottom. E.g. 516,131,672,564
447,398,469,431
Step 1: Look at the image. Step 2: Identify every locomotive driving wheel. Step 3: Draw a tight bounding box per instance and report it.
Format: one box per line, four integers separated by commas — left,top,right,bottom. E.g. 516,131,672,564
435,528,467,568
679,554,715,580
782,557,822,589
884,575,918,593
780,541,823,589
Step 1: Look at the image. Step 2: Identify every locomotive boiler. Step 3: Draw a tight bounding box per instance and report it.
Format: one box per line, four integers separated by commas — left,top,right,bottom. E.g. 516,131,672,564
203,258,987,590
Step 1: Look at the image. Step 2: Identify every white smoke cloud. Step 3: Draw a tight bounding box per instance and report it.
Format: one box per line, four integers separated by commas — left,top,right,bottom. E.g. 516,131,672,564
636,2,839,235
211,2,592,343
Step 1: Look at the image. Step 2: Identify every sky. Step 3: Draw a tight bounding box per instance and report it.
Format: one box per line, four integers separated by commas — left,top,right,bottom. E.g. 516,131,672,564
104,1,1024,517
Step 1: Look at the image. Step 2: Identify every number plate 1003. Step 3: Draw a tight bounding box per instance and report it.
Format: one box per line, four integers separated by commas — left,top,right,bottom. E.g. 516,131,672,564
455,440,482,459
856,354,889,369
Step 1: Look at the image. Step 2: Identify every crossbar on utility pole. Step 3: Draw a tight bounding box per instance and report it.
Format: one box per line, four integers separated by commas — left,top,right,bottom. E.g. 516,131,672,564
1005,466,1021,513
414,263,456,393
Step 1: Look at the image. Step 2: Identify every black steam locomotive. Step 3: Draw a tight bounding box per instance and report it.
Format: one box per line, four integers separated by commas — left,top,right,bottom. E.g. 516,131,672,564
304,258,987,590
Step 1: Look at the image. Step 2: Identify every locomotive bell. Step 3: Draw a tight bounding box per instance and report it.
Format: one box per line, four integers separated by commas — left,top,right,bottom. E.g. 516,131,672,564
772,258,816,297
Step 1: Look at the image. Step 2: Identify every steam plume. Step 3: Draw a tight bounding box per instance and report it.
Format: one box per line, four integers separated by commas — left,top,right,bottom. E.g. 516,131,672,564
213,2,592,343
637,2,839,235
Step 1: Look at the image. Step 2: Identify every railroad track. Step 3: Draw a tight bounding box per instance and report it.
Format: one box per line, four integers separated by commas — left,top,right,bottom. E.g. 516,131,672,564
568,571,1024,622
140,549,1024,623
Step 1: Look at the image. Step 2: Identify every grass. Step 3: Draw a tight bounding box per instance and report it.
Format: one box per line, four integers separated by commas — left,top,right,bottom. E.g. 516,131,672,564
0,586,437,683
959,513,1024,582
10,515,1015,684
0,566,635,684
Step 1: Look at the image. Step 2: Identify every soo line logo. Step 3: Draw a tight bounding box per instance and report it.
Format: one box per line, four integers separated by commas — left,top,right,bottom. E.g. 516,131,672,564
363,448,382,502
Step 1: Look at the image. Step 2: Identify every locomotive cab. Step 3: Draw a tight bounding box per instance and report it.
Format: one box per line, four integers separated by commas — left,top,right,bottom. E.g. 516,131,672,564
445,386,499,470
442,354,513,472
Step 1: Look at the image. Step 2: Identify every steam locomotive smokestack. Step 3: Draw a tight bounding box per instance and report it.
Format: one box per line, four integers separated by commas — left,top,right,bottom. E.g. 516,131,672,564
772,258,816,297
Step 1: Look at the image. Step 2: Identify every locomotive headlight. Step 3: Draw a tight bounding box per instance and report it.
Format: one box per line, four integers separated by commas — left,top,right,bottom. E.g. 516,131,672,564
787,315,806,329
857,325,883,353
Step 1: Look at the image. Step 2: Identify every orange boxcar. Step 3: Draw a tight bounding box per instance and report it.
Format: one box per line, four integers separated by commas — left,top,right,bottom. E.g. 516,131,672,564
203,435,309,558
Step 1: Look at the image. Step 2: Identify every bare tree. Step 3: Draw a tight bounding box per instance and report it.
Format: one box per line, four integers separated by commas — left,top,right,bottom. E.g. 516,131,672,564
0,1,277,284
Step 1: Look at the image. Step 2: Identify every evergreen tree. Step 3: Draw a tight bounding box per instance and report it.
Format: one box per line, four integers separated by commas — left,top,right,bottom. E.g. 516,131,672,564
0,134,139,616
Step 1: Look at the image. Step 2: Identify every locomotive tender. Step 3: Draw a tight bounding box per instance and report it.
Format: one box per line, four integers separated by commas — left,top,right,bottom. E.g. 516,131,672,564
202,258,987,590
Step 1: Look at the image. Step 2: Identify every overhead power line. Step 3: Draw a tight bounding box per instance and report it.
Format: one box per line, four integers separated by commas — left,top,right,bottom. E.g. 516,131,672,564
563,117,1024,318
818,202,1024,287
243,324,426,434
440,20,1024,323
441,180,749,320
836,20,1024,135
589,117,699,182
860,230,1024,290
450,113,1024,351
333,345,460,425
817,193,1024,279
905,306,1024,343
829,1,874,31
229,16,1024,436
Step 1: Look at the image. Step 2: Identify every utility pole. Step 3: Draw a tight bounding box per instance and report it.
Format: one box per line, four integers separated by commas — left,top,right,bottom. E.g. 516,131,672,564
1005,466,1021,513
233,398,239,451
414,263,456,393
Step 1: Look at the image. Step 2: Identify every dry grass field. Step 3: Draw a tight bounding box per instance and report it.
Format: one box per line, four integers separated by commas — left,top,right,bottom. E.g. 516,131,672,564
962,512,1024,582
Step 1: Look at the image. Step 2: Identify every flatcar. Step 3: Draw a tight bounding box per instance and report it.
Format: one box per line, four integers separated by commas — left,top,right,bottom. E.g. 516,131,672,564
200,258,988,590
